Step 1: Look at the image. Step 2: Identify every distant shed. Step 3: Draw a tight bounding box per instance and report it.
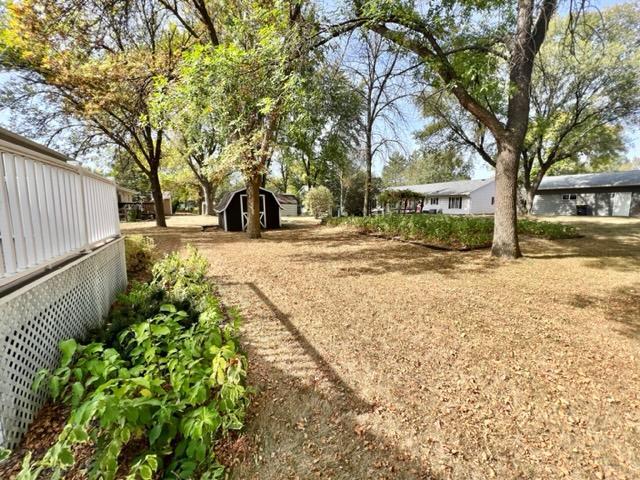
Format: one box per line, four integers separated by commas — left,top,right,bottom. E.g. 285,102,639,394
215,187,282,231
532,170,640,217
276,194,299,216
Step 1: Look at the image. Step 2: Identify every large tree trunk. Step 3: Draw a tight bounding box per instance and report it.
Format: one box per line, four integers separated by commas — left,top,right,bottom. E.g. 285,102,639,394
245,173,262,239
201,180,216,216
149,165,166,228
491,143,521,258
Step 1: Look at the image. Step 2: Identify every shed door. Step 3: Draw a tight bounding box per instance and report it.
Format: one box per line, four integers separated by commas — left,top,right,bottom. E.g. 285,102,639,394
240,194,266,230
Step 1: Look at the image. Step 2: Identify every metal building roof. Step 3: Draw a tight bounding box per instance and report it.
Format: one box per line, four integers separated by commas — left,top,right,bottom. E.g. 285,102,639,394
386,178,494,196
538,170,640,191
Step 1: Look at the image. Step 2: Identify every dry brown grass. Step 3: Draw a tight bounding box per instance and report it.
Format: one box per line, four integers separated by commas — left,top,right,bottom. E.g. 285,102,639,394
122,214,640,479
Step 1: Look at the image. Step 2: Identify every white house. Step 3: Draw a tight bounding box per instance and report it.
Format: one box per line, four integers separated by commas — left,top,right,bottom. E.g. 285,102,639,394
384,178,496,215
532,170,640,217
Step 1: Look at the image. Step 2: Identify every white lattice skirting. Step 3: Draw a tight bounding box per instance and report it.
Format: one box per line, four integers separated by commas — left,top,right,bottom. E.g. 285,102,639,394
0,237,126,449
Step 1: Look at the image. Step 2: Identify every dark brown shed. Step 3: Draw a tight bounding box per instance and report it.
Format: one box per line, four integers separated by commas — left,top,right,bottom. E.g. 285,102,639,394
214,187,282,231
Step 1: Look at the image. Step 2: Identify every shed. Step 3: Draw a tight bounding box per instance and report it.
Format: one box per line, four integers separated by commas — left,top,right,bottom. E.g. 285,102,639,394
116,185,137,203
215,187,282,231
532,170,640,217
276,194,299,216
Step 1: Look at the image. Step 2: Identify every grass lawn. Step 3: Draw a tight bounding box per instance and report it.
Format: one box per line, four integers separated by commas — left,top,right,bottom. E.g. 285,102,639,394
121,215,640,479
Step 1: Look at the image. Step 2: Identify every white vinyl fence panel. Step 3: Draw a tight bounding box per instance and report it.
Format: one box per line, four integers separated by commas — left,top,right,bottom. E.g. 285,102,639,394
0,139,120,288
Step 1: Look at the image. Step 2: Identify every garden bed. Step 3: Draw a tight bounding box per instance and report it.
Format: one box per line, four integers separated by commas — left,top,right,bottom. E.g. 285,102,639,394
326,214,580,250
0,247,249,480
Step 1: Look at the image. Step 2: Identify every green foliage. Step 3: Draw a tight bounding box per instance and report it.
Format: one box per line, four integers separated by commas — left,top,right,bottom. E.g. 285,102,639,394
382,148,472,188
327,214,579,249
378,189,424,205
304,186,333,218
124,235,157,279
0,447,11,461
24,249,249,480
516,219,580,240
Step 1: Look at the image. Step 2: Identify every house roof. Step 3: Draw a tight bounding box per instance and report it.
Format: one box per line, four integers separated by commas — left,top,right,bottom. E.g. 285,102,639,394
214,187,282,212
537,170,640,191
116,185,138,195
386,178,494,196
276,194,298,205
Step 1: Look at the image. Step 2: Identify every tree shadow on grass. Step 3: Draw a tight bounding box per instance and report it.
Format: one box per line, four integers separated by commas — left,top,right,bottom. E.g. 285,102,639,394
287,236,500,278
523,226,640,272
567,283,640,340
216,280,438,479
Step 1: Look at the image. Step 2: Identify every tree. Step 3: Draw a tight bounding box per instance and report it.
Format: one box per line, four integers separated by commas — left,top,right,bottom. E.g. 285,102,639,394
405,148,472,185
341,170,382,215
520,4,640,211
305,186,333,218
347,31,412,215
160,0,314,238
411,3,640,214
278,63,363,191
381,151,411,186
0,0,184,227
356,0,565,258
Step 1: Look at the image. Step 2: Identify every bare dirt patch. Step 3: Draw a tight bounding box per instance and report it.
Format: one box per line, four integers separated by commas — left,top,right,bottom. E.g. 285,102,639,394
121,215,640,479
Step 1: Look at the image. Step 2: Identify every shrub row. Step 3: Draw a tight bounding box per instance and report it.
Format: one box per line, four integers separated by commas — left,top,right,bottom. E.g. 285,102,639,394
326,214,579,249
18,247,249,480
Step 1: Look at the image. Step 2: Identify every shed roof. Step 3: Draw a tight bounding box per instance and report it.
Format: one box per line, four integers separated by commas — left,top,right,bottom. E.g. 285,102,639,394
386,178,494,196
538,170,640,191
116,185,138,195
214,187,282,212
276,193,298,205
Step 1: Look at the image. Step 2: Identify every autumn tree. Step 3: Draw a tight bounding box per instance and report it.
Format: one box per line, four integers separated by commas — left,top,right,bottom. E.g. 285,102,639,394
0,0,185,227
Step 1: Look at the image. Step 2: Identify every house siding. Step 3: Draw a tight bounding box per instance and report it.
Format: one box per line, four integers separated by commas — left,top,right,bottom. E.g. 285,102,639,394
422,196,470,214
469,182,496,214
532,188,637,216
281,204,298,216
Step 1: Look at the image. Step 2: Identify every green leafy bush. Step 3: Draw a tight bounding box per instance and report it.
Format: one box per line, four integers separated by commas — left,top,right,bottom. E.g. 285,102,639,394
304,186,333,218
326,214,578,249
517,218,580,239
126,208,140,222
124,235,157,279
21,248,249,480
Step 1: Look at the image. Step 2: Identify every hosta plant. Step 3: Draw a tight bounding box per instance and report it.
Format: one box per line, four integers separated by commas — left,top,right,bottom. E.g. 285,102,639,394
20,248,249,480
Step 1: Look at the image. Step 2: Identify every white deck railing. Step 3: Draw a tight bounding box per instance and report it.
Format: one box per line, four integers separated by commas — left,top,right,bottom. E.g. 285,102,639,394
0,133,120,290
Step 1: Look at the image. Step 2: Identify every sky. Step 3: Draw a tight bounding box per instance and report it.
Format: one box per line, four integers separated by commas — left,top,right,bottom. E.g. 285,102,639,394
0,0,637,181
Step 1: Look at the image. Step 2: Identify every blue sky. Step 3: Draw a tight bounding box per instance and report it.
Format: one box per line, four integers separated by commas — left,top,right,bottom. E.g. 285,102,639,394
0,0,637,180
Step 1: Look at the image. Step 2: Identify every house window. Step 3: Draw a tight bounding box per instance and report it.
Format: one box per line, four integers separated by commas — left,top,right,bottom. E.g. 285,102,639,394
448,196,463,209
430,197,439,205
562,194,577,201
491,196,495,205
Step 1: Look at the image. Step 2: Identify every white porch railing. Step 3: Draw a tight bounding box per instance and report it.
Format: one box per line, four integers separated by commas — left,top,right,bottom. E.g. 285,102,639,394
0,132,120,290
